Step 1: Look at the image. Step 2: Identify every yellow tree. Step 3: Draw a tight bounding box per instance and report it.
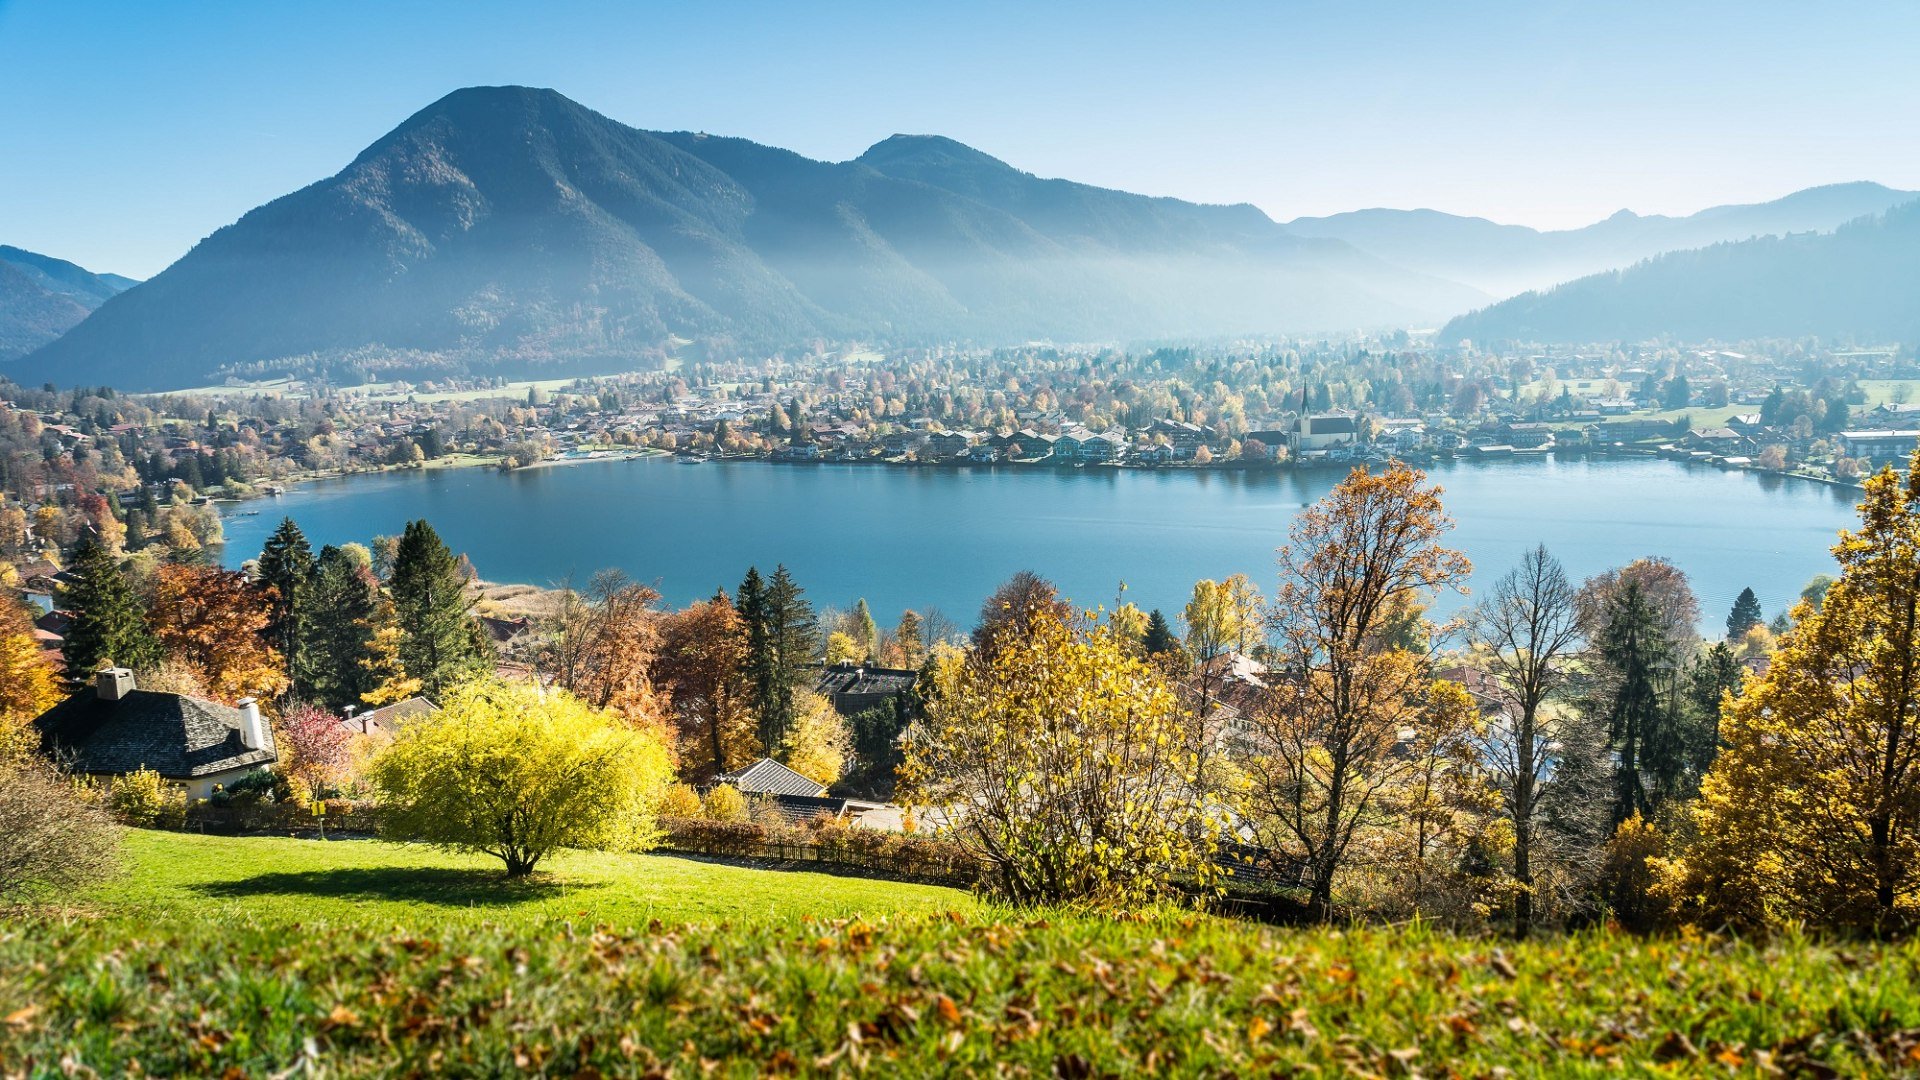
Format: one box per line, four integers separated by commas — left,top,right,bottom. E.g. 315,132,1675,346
1670,459,1920,933
0,594,58,743
370,677,675,876
1243,462,1471,920
904,604,1229,906
779,688,853,785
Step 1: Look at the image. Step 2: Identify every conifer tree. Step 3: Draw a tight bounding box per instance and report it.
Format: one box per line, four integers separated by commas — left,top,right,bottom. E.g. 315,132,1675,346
389,520,487,697
1591,581,1707,821
737,567,773,736
760,565,819,751
299,545,382,707
59,534,160,684
257,518,314,682
1725,586,1763,640
1142,608,1180,656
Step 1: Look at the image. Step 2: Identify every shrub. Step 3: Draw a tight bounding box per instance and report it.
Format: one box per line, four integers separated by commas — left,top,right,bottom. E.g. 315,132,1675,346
0,760,119,899
209,769,283,808
107,767,187,828
370,678,675,876
658,783,703,819
702,783,749,822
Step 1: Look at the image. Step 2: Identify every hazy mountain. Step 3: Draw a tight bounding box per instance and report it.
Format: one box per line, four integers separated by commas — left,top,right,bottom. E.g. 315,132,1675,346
18,86,1484,391
1440,201,1920,345
0,246,135,361
1287,182,1918,297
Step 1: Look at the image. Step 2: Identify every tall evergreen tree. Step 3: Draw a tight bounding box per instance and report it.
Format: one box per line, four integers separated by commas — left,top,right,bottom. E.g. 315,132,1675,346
737,567,773,736
257,518,314,684
299,545,382,707
1725,586,1763,640
1142,609,1179,656
1592,581,1698,822
59,534,160,684
389,520,487,697
760,565,818,751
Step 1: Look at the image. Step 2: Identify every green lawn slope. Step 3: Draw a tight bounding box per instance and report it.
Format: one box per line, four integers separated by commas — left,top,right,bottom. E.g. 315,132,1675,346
4,830,1919,1076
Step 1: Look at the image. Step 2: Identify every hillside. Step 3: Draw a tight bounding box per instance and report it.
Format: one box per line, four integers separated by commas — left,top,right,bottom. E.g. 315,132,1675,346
1288,182,1918,297
16,86,1484,391
0,246,135,361
1439,200,1920,345
4,831,1916,1076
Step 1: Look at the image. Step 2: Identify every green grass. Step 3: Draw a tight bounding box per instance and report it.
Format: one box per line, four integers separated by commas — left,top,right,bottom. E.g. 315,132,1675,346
4,831,1920,1076
86,830,975,932
1859,379,1920,406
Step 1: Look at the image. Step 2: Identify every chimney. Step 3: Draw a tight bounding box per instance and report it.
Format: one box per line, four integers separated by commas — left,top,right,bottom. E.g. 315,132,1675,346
96,667,135,702
237,698,267,750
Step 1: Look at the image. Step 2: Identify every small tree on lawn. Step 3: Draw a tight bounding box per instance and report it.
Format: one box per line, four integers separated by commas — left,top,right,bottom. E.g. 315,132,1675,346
279,702,352,799
370,677,674,876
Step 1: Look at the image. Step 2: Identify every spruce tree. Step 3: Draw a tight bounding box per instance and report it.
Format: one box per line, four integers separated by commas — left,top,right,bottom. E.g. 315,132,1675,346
737,567,773,736
257,518,314,684
1142,609,1179,655
60,534,160,685
1725,586,1763,640
389,520,487,697
761,565,818,751
299,545,380,707
1593,581,1696,822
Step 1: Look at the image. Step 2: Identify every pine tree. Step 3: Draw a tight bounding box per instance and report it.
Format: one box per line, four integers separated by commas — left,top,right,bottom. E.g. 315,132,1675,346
1592,581,1700,822
848,598,878,659
299,545,381,708
257,518,314,684
737,567,773,737
1725,587,1763,640
761,565,818,751
1142,609,1179,655
59,534,160,684
389,520,487,697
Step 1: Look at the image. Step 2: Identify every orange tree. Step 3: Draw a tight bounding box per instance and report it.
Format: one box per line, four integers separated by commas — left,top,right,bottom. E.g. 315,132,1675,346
1242,462,1471,920
148,563,287,704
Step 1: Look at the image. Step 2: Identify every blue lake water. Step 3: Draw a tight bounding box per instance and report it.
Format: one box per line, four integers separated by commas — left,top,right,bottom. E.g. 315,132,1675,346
218,456,1862,634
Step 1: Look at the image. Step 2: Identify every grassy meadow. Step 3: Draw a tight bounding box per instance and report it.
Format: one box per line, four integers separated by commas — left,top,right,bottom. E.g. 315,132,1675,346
4,830,1920,1076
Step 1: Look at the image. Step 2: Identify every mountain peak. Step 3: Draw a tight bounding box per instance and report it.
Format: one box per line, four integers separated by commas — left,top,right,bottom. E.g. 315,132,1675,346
856,134,1017,174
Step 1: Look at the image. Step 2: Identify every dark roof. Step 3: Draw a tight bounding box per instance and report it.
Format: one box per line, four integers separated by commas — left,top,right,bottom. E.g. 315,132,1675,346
714,758,828,798
33,688,275,779
1307,415,1358,435
769,794,848,824
814,663,919,700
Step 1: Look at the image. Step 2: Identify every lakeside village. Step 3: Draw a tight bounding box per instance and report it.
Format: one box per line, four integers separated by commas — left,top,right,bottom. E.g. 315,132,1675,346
0,337,1912,551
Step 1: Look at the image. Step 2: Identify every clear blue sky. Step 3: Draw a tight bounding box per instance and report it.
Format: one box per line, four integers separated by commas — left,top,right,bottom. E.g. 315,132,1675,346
4,0,1916,279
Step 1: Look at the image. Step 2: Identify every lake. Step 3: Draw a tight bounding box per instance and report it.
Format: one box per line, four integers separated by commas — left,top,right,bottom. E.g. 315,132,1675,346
218,456,1862,635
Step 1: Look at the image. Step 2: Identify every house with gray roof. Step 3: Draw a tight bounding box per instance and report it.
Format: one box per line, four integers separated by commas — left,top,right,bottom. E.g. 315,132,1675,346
32,668,277,800
714,758,829,798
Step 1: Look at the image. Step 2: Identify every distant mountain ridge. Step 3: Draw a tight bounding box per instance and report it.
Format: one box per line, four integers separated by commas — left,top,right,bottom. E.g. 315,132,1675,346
18,86,1484,391
1286,182,1918,297
1439,200,1920,345
0,246,136,361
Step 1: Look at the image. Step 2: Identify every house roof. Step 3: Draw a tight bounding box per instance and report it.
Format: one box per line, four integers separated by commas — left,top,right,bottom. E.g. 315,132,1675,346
768,794,848,824
34,688,275,779
714,758,829,798
814,663,919,702
347,696,437,737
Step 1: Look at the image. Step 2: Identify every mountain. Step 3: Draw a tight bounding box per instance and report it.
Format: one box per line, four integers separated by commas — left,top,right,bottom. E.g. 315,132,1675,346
1439,201,1920,345
0,247,135,361
1286,182,1918,297
18,86,1485,391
